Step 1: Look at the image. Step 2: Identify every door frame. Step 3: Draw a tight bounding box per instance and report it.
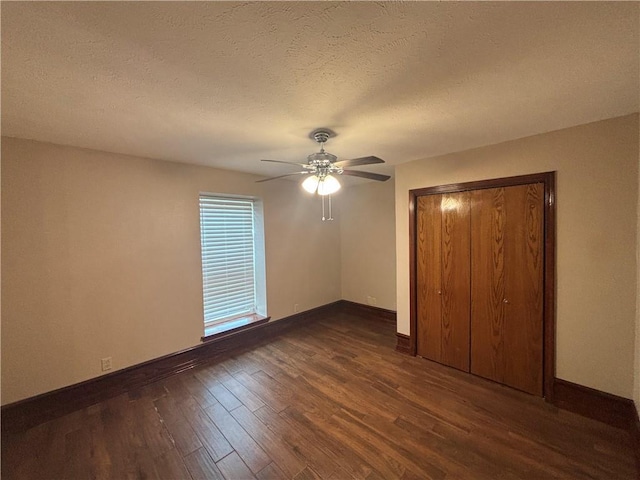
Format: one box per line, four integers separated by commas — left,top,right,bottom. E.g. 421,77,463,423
409,172,556,400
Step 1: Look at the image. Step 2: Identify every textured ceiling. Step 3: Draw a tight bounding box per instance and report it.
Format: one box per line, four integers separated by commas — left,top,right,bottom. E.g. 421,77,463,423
2,2,638,180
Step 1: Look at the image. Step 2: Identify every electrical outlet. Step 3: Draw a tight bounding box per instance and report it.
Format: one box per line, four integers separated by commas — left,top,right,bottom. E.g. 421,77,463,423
294,303,300,313
367,296,377,306
101,357,112,372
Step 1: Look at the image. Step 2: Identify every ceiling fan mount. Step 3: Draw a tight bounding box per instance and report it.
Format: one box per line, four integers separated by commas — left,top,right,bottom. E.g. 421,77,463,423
310,129,334,145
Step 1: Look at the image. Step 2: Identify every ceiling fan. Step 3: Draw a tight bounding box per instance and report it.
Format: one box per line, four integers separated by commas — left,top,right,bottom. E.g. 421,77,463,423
257,129,391,196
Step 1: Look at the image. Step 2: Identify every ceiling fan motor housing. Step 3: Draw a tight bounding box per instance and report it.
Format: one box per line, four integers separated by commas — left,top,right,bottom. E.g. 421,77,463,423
307,151,342,178
307,151,337,165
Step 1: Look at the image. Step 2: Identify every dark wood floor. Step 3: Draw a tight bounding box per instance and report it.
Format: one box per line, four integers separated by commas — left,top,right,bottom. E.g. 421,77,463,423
2,313,637,479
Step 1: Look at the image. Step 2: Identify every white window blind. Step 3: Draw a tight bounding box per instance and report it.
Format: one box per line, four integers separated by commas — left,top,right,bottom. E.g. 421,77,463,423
199,195,257,325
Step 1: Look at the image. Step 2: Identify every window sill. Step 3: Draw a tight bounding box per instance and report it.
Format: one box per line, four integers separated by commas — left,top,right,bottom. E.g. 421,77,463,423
201,314,270,342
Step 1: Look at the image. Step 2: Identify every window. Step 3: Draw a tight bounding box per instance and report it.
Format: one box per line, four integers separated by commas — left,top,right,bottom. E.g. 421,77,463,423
199,195,266,335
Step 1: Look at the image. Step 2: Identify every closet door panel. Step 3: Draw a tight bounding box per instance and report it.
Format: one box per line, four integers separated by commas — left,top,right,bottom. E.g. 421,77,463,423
503,183,544,395
440,192,471,371
416,195,442,362
470,187,506,383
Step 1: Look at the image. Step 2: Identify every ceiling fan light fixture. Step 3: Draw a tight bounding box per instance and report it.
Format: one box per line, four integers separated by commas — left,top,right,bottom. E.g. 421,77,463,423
260,129,388,220
302,175,320,194
317,175,341,196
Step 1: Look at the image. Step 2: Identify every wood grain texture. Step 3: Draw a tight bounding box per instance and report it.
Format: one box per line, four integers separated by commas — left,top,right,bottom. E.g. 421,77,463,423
470,184,544,395
2,313,636,479
410,172,555,399
184,448,226,480
416,194,442,363
206,402,271,473
216,451,256,480
440,191,471,371
503,183,543,395
470,187,506,385
256,463,288,480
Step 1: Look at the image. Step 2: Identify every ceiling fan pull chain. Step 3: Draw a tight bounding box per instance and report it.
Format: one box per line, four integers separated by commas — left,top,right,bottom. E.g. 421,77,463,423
328,194,333,221
322,194,326,221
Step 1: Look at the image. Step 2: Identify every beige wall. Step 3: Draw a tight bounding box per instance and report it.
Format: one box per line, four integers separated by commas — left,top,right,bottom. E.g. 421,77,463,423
4,115,639,404
395,114,639,399
340,180,396,311
1,137,341,405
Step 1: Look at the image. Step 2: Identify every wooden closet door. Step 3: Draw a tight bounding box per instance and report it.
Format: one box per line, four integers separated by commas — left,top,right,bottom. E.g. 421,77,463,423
470,183,543,395
417,192,471,371
503,183,544,395
470,187,506,384
416,195,442,363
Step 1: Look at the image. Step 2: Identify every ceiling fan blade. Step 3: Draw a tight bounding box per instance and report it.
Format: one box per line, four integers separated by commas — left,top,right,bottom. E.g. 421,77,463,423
261,159,309,167
256,171,310,183
340,169,391,182
333,156,385,168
